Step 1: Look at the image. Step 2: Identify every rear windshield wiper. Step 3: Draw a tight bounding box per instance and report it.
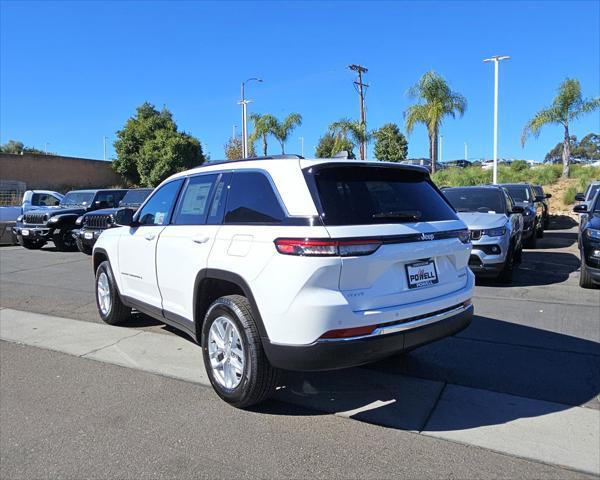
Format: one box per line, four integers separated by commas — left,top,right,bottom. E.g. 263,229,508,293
372,210,422,221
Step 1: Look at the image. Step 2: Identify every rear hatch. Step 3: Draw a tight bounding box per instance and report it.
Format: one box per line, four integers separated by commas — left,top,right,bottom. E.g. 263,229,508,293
303,163,470,312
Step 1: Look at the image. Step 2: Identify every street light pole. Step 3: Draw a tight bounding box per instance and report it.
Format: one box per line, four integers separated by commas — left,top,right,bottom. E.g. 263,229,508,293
239,78,262,158
103,136,107,160
483,55,510,184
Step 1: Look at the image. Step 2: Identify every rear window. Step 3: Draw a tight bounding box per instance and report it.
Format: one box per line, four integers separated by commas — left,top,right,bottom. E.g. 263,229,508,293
444,188,506,214
308,166,457,225
504,185,532,203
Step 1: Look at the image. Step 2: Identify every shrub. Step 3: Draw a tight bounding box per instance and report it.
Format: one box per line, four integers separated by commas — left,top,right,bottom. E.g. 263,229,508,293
511,160,529,172
563,186,577,205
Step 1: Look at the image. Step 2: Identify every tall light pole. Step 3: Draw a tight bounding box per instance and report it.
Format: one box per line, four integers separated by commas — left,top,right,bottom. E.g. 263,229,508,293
239,77,262,158
103,136,108,160
232,125,237,139
464,142,468,161
483,55,510,184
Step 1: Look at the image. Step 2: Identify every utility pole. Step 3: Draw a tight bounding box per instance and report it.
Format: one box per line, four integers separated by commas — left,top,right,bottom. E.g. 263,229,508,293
239,78,262,158
348,64,369,160
103,136,107,160
483,55,510,184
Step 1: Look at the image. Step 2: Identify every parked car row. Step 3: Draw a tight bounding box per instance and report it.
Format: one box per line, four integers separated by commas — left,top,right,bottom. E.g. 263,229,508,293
574,184,600,288
13,188,152,253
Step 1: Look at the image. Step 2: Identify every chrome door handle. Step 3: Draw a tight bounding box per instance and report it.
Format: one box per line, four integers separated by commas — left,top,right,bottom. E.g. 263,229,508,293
192,236,209,244
144,234,156,241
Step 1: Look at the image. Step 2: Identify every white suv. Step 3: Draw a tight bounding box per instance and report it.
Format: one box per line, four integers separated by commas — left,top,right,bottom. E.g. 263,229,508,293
92,156,474,407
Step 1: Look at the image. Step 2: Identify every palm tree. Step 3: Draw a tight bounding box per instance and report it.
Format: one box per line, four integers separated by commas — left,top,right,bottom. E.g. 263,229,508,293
328,119,369,158
522,78,600,178
249,113,277,156
272,113,302,154
404,71,467,174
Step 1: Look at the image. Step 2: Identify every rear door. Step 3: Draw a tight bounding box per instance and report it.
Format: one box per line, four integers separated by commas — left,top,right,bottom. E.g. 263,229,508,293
305,164,471,311
156,173,226,322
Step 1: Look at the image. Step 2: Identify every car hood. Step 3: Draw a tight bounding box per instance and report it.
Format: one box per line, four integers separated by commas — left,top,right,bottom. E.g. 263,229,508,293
84,207,119,217
457,212,508,230
27,206,87,217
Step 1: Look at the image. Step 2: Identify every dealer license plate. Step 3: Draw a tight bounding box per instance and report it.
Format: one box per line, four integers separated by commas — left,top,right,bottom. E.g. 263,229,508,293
406,259,439,289
21,229,30,236
84,232,94,240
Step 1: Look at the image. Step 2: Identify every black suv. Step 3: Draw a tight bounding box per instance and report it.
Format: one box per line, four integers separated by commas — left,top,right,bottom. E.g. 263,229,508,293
500,183,545,248
15,189,127,251
574,192,600,288
533,185,552,229
74,188,152,255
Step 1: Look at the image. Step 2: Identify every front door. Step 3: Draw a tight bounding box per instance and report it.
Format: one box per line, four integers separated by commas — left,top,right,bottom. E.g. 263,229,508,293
118,179,183,309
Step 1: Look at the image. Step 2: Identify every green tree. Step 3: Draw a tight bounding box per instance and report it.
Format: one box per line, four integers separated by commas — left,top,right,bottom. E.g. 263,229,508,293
329,119,369,157
113,102,205,186
522,79,600,178
249,113,277,155
373,123,408,162
575,133,600,160
315,132,355,158
545,135,578,162
224,136,255,160
272,113,302,154
405,71,467,174
0,140,47,155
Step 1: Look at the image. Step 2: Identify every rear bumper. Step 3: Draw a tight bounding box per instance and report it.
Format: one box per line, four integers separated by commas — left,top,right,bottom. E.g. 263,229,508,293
263,303,473,371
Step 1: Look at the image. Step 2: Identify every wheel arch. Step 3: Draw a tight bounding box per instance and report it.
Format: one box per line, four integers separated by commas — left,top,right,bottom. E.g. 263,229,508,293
193,269,269,344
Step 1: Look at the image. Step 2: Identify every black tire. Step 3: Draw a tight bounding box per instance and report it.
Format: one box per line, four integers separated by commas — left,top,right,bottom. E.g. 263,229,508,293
525,230,537,249
95,260,131,325
496,243,515,283
53,229,78,252
579,261,597,289
201,295,279,408
20,238,44,250
76,237,93,255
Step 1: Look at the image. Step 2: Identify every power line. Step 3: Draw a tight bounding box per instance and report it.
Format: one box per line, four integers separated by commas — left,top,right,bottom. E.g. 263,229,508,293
348,64,369,160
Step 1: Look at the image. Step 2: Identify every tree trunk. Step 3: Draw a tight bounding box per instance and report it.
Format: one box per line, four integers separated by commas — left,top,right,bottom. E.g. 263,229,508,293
430,127,438,174
262,136,267,156
562,124,570,178
280,141,285,154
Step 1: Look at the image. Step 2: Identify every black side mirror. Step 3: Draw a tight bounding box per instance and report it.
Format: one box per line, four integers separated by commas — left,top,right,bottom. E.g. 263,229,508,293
535,195,545,202
545,193,552,199
575,193,586,202
511,205,525,214
573,204,588,213
114,208,136,227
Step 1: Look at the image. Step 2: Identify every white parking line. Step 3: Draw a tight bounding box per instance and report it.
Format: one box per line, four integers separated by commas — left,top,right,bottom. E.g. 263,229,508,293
1,308,598,475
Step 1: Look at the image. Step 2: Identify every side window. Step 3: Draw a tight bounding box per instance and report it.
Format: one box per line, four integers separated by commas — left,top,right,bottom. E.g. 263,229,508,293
172,174,217,225
224,172,285,224
207,174,230,225
96,191,126,207
504,191,513,213
137,180,183,226
31,193,60,207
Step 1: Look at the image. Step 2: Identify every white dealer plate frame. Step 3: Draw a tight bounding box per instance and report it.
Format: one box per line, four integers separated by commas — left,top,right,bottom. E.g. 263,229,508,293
405,259,439,289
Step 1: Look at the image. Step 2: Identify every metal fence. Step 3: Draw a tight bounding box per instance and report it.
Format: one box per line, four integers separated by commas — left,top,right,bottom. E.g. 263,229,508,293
0,180,26,206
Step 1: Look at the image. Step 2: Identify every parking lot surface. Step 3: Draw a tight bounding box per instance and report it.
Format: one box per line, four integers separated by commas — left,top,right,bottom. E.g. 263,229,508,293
1,219,599,477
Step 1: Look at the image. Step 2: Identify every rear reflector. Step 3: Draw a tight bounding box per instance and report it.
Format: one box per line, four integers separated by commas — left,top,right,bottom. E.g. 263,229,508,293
319,324,377,339
274,238,382,257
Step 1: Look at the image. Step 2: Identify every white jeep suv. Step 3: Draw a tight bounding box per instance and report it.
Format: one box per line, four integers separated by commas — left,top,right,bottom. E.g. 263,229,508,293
93,156,474,407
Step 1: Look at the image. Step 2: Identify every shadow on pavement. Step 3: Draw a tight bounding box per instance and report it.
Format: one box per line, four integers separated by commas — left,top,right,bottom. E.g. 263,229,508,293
265,315,600,433
537,230,578,249
547,215,578,230
477,250,580,287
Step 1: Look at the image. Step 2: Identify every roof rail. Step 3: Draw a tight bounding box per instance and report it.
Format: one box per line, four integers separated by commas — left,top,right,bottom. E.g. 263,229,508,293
201,154,304,168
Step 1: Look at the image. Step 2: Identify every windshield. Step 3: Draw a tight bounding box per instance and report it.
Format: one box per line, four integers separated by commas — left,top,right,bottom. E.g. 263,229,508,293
61,191,95,206
120,189,152,206
444,188,505,214
586,184,600,201
307,166,457,225
533,186,544,197
504,185,532,203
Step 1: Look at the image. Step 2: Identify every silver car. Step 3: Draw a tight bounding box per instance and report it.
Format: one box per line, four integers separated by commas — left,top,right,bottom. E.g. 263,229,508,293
443,185,524,282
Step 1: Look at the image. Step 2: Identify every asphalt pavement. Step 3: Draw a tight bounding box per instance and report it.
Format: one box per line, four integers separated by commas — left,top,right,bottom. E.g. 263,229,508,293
1,217,599,478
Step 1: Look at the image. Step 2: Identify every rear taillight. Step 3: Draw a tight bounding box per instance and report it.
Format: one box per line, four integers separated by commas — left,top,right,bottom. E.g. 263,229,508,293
319,324,377,339
274,238,382,257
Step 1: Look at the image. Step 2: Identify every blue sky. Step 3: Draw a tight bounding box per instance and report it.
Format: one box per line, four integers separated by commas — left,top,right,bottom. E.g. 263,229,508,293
1,0,599,162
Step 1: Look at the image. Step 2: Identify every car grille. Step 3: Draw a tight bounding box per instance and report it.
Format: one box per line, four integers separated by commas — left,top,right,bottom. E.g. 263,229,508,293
24,213,47,225
470,230,482,241
84,214,112,229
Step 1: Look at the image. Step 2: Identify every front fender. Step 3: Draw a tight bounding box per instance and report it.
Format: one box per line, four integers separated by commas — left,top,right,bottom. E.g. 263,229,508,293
47,213,80,228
